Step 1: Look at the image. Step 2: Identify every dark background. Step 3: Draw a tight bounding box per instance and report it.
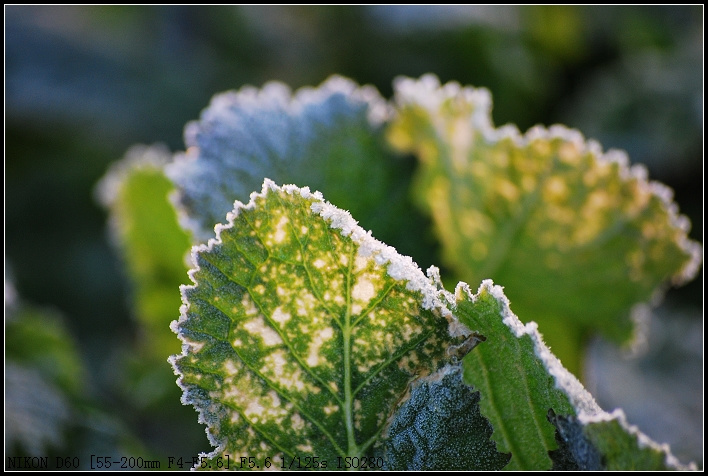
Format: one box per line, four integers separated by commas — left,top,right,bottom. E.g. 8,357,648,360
5,5,703,467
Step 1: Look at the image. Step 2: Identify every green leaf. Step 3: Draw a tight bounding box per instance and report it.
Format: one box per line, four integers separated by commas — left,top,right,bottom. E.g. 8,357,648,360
455,281,576,470
170,180,471,468
169,180,694,470
579,412,696,470
548,408,698,470
96,144,192,359
165,76,429,264
389,74,701,375
456,279,696,470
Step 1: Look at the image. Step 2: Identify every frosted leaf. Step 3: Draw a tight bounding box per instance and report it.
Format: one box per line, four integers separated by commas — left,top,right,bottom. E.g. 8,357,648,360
95,143,172,210
169,179,695,470
389,74,702,374
547,409,603,470
166,76,418,255
169,180,471,468
453,280,576,470
456,280,696,470
382,364,510,470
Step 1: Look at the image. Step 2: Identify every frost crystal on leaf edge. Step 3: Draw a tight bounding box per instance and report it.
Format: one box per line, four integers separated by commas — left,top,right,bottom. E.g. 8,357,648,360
393,73,702,285
457,279,697,471
168,178,474,463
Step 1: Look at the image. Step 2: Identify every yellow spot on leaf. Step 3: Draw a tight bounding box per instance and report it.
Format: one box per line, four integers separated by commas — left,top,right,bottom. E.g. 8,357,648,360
306,327,334,367
558,141,581,164
245,400,265,418
241,295,259,316
544,176,568,202
272,215,289,244
352,274,378,314
244,316,283,346
291,413,305,431
496,178,519,202
272,306,291,324
353,255,368,272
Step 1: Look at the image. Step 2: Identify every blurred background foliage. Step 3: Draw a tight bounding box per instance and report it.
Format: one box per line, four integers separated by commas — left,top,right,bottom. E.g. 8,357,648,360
5,5,702,468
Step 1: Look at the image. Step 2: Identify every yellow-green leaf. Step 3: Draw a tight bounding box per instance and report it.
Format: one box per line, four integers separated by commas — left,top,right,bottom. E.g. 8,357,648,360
389,74,701,374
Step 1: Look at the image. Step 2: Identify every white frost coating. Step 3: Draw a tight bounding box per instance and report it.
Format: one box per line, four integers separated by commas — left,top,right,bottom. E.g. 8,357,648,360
394,74,702,286
579,409,697,471
165,75,390,242
458,279,696,470
310,193,455,318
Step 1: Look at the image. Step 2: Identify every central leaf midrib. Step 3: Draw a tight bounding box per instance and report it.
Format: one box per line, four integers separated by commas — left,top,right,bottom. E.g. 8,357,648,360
343,244,358,456
472,304,553,470
472,341,519,464
259,193,360,457
353,328,435,396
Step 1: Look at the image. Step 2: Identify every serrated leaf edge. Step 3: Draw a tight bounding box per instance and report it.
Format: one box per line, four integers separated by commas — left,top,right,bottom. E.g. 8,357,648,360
457,279,696,470
393,73,702,285
169,178,475,463
165,75,392,241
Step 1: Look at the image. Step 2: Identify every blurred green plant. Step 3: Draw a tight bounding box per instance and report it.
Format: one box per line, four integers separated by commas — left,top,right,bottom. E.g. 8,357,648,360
5,282,147,470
